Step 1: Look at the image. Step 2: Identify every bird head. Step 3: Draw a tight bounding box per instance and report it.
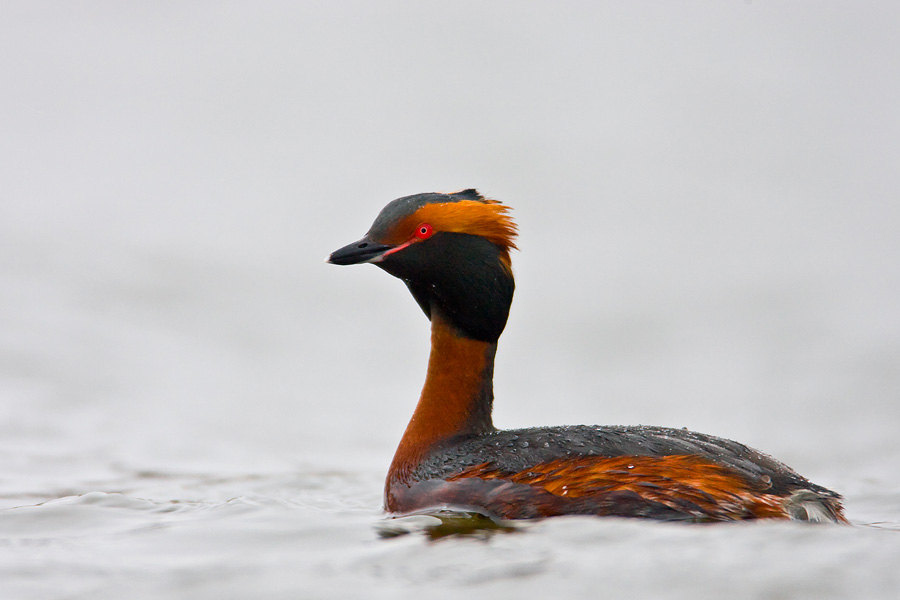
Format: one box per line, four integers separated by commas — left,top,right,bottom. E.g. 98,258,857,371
327,189,518,342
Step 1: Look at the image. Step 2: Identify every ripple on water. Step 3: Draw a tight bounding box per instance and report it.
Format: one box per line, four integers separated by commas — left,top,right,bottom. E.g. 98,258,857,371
0,492,204,539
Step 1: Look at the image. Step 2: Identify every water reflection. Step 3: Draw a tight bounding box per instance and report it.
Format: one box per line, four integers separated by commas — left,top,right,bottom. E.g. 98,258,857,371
377,509,525,541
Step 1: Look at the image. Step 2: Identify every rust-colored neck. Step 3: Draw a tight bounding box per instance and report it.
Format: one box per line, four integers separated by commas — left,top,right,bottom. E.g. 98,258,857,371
386,313,497,490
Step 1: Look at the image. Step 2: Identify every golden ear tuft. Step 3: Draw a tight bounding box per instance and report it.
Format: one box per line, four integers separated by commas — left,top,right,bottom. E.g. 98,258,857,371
410,199,518,256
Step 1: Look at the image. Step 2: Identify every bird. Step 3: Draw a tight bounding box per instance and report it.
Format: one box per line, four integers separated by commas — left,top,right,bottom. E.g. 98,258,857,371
327,189,846,523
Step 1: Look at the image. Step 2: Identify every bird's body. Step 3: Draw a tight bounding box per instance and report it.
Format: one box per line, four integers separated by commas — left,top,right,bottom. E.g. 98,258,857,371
328,190,845,523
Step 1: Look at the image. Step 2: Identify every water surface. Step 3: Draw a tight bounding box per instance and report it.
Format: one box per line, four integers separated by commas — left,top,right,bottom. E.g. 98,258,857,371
2,2,899,598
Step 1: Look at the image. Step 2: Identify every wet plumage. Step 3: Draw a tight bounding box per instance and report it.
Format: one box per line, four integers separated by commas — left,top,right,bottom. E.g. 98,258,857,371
327,190,846,523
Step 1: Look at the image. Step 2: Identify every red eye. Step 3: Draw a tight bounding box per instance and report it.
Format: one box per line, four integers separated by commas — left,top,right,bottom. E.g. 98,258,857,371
415,223,434,240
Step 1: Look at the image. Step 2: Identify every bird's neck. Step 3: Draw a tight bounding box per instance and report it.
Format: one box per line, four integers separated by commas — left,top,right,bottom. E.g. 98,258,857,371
387,312,497,486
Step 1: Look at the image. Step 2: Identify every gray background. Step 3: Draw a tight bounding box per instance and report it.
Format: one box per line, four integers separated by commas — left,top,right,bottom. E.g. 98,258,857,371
1,2,898,598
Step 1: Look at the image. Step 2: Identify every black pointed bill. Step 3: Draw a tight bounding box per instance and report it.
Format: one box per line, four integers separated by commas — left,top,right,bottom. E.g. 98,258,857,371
326,237,396,265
